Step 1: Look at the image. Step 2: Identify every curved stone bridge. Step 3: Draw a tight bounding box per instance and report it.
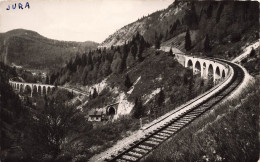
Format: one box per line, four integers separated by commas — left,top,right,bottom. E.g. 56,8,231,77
174,53,230,84
9,79,55,97
9,79,88,97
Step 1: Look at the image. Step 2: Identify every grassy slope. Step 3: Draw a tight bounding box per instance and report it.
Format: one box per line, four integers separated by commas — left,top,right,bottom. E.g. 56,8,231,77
144,78,259,162
84,48,209,118
67,49,210,160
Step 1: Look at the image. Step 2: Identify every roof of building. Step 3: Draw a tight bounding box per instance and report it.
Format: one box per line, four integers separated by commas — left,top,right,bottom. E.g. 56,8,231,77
106,102,119,107
88,109,103,116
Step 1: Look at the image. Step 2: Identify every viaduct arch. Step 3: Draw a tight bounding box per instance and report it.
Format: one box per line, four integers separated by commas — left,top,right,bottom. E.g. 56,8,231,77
9,80,89,97
9,80,55,97
176,54,229,85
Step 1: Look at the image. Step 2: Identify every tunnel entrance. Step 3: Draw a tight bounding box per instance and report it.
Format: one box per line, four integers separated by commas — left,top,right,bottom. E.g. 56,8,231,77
107,107,116,116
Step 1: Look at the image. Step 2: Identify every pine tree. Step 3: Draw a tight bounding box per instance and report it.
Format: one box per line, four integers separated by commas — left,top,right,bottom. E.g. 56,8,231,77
124,74,132,89
250,48,256,57
45,75,50,84
188,75,194,99
138,42,144,62
169,48,173,56
92,88,98,99
185,28,192,51
206,4,213,18
130,43,138,59
216,3,224,23
204,34,210,52
190,3,198,28
157,89,165,107
133,97,144,119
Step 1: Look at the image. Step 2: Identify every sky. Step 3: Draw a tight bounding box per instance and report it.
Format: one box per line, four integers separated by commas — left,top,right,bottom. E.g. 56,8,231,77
0,0,173,43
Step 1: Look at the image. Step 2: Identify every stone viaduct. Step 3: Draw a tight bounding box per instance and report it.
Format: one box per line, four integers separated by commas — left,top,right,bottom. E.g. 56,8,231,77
9,80,55,97
9,79,88,97
8,52,230,97
174,53,230,85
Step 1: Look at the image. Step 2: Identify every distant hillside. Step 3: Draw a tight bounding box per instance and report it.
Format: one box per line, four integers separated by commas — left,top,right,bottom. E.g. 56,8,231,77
0,29,99,70
100,1,259,59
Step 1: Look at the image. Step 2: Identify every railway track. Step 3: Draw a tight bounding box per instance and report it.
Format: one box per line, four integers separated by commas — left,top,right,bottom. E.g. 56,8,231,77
106,60,244,162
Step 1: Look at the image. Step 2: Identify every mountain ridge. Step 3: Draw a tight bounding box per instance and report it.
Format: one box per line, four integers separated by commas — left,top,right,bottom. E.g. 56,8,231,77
0,29,99,70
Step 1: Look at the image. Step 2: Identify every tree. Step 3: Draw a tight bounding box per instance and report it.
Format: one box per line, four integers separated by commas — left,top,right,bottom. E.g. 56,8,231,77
250,48,256,57
45,75,50,84
155,38,161,49
154,32,161,49
169,48,173,56
185,28,192,51
130,43,138,59
124,74,132,89
92,88,98,99
120,51,128,73
157,89,165,107
216,3,224,23
204,34,210,52
30,98,79,158
188,75,194,99
206,4,213,18
132,97,144,119
138,43,144,62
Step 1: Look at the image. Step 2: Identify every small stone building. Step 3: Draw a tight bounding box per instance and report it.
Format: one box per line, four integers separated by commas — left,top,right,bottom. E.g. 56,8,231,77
88,109,105,122
88,103,119,122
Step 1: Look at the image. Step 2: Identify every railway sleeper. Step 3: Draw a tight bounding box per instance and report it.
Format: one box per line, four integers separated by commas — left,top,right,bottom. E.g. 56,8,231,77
157,132,171,137
154,134,168,139
149,137,164,142
138,145,153,150
126,151,142,158
133,148,149,154
145,140,160,146
167,125,181,130
168,125,182,129
183,114,197,118
171,123,185,127
166,127,178,132
176,119,190,123
115,159,128,162
188,110,204,115
181,116,195,120
120,155,137,161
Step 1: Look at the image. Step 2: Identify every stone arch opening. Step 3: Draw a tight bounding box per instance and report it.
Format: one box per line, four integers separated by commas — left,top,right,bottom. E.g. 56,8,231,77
202,62,207,78
38,86,42,95
17,84,20,91
222,70,226,78
32,85,38,96
194,61,201,76
207,64,214,87
187,60,193,69
215,67,221,84
208,64,213,78
107,107,116,116
47,87,51,94
20,84,24,92
216,67,220,76
43,86,46,95
24,85,32,96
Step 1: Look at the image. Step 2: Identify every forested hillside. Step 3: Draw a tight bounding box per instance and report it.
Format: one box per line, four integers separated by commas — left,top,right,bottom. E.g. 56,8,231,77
50,33,150,85
0,29,98,70
100,1,258,59
0,62,24,153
